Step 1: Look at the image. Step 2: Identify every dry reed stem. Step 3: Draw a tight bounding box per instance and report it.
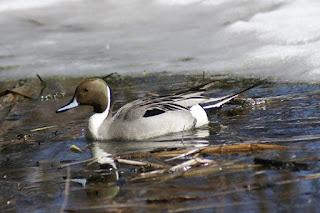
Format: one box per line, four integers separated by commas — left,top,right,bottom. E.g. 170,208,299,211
182,164,260,178
168,200,261,213
119,143,286,159
128,157,217,183
116,158,168,169
30,125,57,132
58,157,95,169
165,149,201,161
6,89,33,99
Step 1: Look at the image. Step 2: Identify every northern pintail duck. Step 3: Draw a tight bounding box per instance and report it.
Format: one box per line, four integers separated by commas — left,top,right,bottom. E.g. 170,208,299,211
57,78,261,141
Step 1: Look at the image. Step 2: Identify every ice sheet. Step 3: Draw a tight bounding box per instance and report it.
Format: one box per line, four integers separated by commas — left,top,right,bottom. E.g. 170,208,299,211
0,0,319,82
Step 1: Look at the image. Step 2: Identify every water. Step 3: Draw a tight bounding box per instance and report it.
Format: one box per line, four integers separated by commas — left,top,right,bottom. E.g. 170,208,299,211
1,74,320,212
1,0,320,211
1,0,320,82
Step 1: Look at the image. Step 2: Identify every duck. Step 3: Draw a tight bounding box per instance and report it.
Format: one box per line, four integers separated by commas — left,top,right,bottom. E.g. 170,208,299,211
56,78,262,141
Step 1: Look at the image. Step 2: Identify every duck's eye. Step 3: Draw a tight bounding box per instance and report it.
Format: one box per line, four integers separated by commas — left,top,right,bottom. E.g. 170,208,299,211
84,88,89,92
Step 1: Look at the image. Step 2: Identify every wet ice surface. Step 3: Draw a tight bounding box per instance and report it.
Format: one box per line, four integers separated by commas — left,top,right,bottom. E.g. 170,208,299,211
1,0,320,82
1,74,320,212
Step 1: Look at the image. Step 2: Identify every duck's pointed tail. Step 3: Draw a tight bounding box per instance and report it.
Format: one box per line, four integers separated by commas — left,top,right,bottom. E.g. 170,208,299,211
202,79,267,110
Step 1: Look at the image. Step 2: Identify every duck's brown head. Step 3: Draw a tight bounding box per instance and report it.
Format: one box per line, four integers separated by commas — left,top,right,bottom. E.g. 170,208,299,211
56,78,111,113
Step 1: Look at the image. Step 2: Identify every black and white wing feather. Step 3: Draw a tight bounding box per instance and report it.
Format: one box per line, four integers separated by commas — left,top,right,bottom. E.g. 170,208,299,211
114,79,264,121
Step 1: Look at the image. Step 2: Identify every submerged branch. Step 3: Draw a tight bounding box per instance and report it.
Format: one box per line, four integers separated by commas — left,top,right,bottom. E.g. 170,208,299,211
60,166,71,213
254,157,311,171
37,74,47,96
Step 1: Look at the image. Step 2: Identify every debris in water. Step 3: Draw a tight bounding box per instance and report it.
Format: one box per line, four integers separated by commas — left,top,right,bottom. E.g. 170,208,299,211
36,74,47,96
253,158,311,171
17,134,31,142
30,125,57,132
70,145,83,153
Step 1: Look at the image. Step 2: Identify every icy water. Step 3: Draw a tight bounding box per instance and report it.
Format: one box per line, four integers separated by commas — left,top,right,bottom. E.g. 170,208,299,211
1,73,320,212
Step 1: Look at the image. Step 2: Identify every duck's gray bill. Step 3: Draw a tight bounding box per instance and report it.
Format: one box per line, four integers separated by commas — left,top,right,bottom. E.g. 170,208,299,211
56,98,79,113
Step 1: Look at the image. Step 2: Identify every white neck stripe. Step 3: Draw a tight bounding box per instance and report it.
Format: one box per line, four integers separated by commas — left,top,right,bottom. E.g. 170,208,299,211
104,85,111,117
87,85,112,140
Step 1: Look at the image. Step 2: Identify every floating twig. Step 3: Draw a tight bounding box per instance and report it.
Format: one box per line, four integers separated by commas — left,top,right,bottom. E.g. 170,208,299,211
129,170,182,183
128,157,217,183
137,169,167,178
200,143,285,155
116,158,168,169
58,157,95,169
170,158,199,172
170,157,215,172
144,195,204,204
169,200,261,213
288,156,320,162
30,125,57,132
182,164,260,179
119,143,286,159
165,148,201,161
